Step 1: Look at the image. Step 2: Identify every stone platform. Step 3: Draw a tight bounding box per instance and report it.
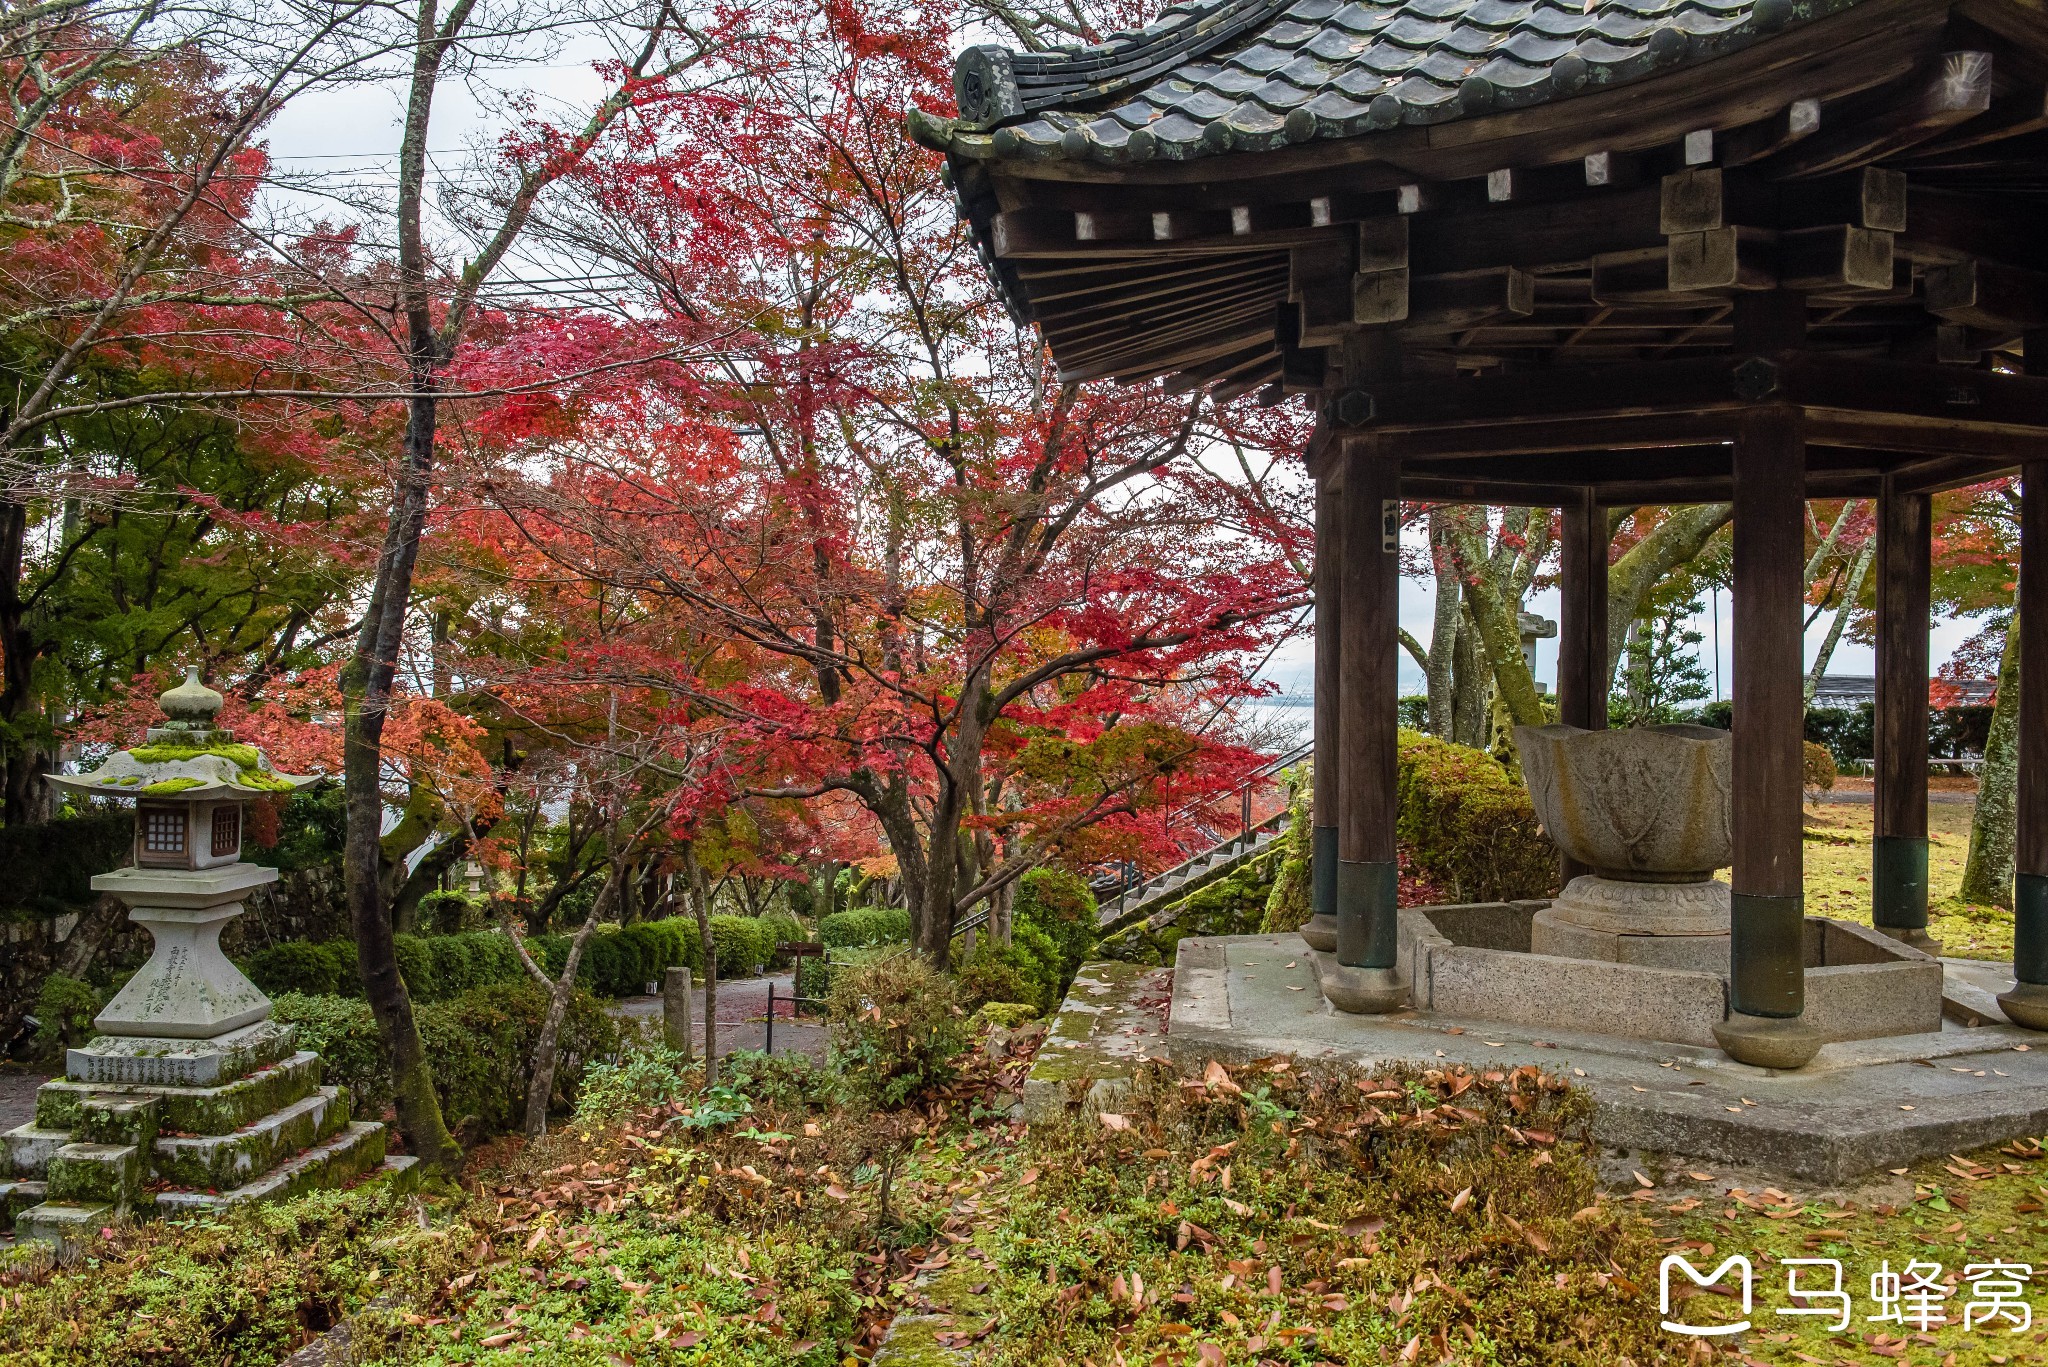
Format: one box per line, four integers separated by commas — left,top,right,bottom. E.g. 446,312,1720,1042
1,1022,414,1256
1030,934,2048,1183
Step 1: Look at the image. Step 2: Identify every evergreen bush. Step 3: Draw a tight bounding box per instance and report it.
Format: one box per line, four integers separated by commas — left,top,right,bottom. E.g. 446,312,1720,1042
419,889,483,935
708,913,769,978
30,973,102,1059
243,918,711,1004
1395,730,1559,903
273,981,618,1135
245,940,354,997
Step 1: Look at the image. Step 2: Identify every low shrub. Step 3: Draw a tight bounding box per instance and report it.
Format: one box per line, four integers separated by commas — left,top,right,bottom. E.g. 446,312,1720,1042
756,911,807,968
30,973,101,1059
816,906,911,949
971,1001,1039,1031
1803,739,1838,797
1396,729,1559,903
720,1047,835,1109
272,980,618,1136
826,952,965,1107
795,951,830,1001
709,913,769,979
571,1041,698,1127
955,943,1035,1010
244,918,712,1004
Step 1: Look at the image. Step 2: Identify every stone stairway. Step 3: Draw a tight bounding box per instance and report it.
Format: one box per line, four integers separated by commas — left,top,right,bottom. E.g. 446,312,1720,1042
1094,816,1290,936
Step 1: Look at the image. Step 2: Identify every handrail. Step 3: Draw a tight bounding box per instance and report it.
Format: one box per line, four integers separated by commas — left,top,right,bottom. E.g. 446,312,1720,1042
955,738,1311,942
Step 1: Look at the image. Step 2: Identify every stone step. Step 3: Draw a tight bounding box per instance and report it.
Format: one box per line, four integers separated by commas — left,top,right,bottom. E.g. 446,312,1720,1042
154,1121,387,1214
15,1200,113,1263
80,1094,159,1149
37,1050,323,1135
0,1178,46,1231
2,1125,70,1179
152,1086,351,1190
47,1142,144,1206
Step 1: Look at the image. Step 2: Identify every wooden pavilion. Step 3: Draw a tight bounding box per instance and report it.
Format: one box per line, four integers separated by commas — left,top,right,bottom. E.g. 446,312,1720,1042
910,0,2048,1066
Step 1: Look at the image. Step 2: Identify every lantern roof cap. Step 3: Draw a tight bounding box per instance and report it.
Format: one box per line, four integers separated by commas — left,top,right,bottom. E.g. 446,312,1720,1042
48,666,315,804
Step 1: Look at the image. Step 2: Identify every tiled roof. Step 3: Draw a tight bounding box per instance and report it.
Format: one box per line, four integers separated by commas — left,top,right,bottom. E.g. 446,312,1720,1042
920,0,1860,165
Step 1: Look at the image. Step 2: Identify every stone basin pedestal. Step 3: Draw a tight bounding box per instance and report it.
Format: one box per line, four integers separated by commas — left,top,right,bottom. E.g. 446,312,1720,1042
1517,723,1734,971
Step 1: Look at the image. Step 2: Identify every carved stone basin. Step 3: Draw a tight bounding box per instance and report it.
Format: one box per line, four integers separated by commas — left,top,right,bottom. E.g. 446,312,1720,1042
1515,722,1733,881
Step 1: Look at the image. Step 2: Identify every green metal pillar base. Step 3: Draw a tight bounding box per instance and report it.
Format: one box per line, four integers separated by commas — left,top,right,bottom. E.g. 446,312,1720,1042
1302,826,1339,952
1872,835,1938,952
1711,1012,1824,1069
1321,962,1408,1014
1730,891,1806,1019
1335,859,1398,970
2002,873,2048,1030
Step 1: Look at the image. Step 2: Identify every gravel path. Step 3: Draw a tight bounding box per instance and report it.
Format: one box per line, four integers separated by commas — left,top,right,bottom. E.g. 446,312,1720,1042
608,971,830,1061
0,1067,48,1133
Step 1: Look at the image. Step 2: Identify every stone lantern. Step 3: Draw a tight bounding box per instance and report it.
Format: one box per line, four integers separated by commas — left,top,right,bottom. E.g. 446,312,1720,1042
0,669,409,1257
51,667,310,1040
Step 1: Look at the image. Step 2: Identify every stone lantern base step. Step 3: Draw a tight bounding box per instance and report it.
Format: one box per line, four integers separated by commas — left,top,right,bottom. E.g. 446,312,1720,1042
1,1125,69,1179
0,1179,46,1230
154,1121,389,1213
67,1019,297,1088
37,1049,323,1135
14,1200,113,1261
151,1086,351,1190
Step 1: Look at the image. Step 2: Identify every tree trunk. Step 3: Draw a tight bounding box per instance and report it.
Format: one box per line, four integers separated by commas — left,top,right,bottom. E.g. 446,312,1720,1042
0,496,49,826
522,864,621,1137
1442,518,1546,732
339,384,463,1177
685,844,718,1082
1425,510,1462,738
1804,537,1875,704
1450,606,1487,750
1605,504,1733,681
1962,609,2020,908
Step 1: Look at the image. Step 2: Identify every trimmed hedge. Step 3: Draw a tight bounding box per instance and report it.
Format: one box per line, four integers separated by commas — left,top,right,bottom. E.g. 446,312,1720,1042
247,919,707,1003
1396,730,1559,904
0,810,130,913
242,910,815,1004
817,906,911,949
955,868,1098,1015
272,981,617,1135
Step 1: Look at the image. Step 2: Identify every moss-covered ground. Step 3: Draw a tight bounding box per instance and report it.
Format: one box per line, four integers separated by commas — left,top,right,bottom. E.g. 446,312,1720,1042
7,1032,2047,1367
1803,798,2014,961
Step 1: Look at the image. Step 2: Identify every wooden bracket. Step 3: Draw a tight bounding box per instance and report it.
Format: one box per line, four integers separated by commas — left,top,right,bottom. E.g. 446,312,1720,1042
1669,228,1777,292
1925,259,2048,331
1352,216,1411,326
1779,225,1894,292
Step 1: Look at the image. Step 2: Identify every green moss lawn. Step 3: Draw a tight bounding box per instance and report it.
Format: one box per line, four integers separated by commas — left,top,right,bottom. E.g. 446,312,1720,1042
1803,797,2014,961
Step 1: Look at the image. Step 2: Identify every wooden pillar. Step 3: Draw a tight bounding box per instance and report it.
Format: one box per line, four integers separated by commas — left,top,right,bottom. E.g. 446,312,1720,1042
1714,408,1822,1068
2002,459,2048,1027
1872,474,1935,949
1327,442,1405,1013
1557,487,1610,883
1303,470,1342,952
